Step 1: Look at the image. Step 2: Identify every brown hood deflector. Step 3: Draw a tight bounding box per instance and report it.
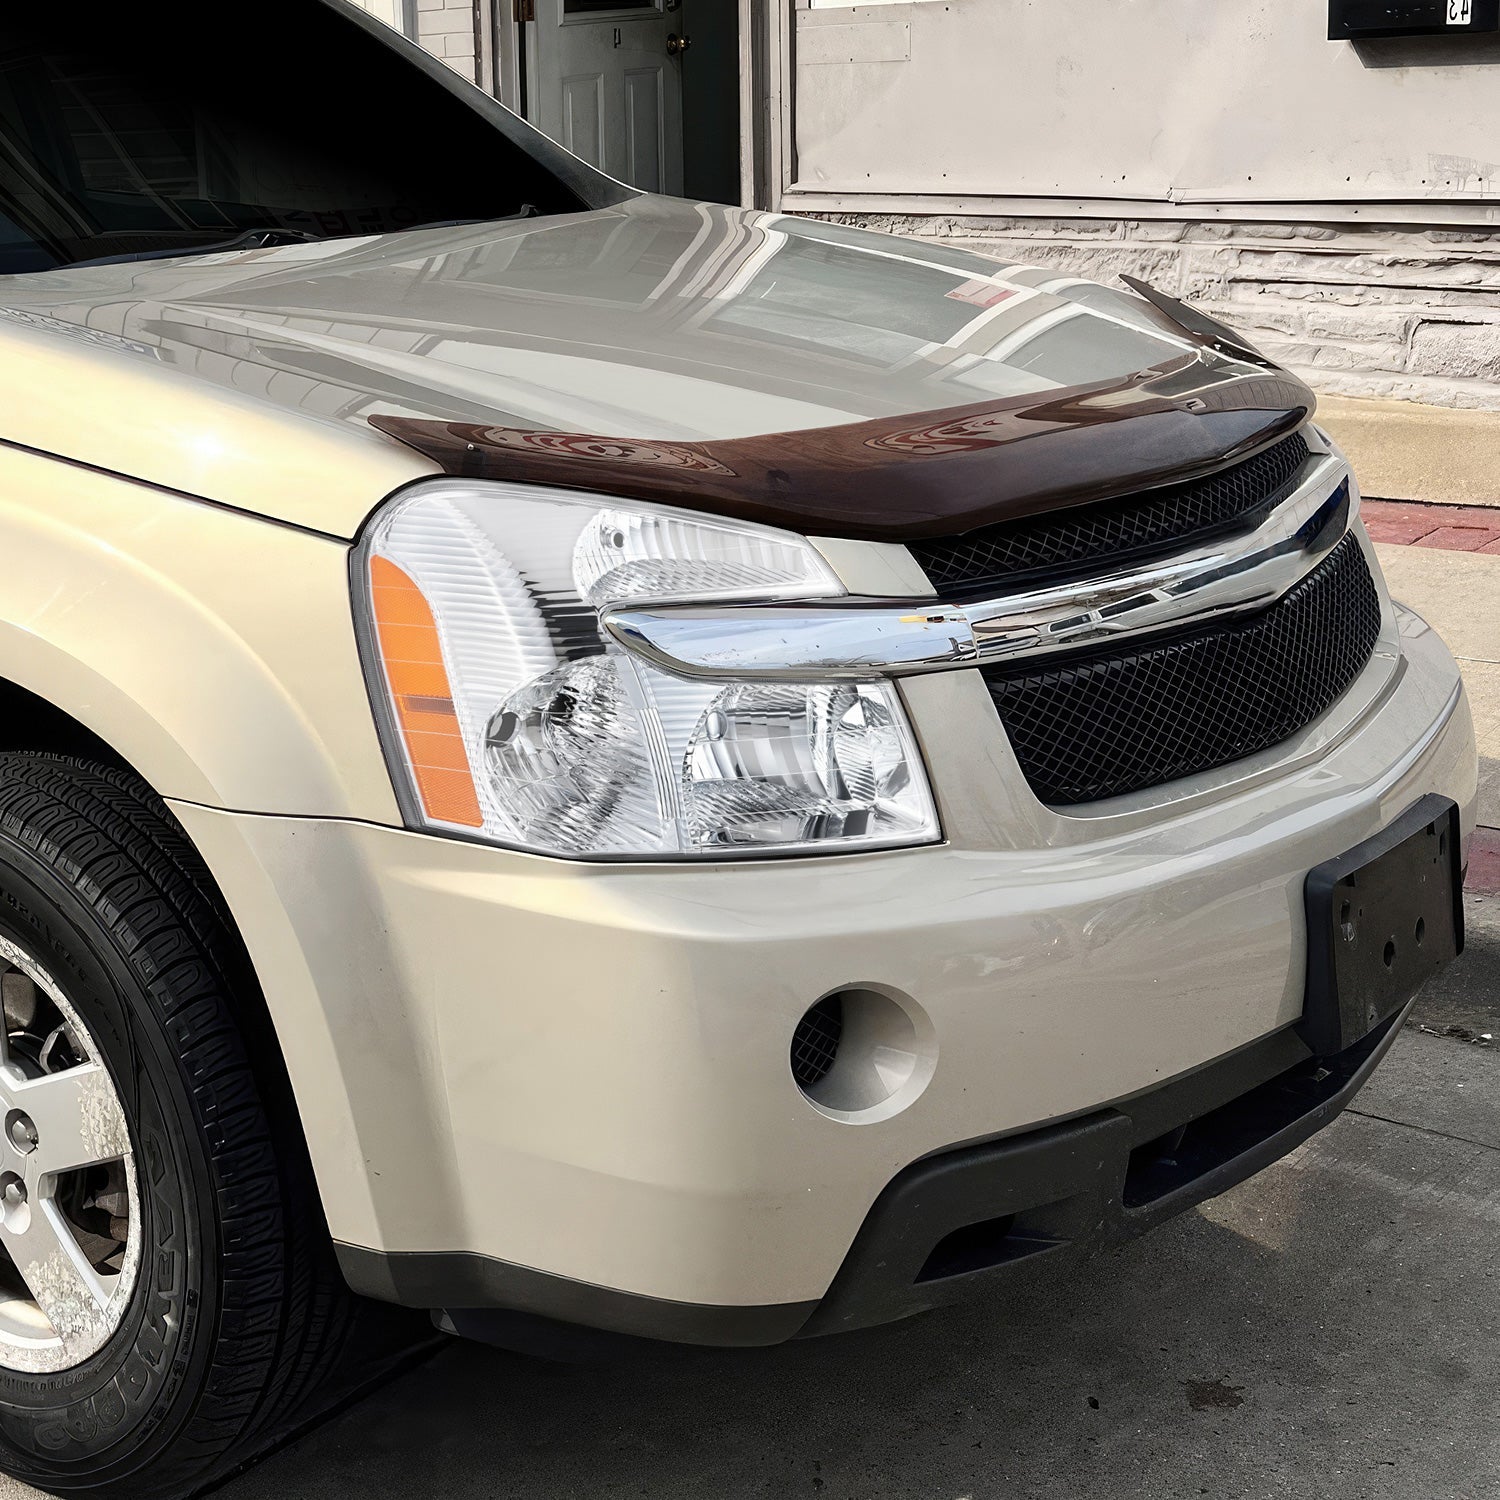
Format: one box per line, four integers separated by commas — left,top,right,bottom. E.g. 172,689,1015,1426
369,356,1315,543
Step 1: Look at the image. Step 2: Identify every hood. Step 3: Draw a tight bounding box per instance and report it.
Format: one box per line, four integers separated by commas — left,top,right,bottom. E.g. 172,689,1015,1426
0,195,1306,538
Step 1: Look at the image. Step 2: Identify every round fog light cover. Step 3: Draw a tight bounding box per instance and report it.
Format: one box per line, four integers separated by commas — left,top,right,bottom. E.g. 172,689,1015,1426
683,681,934,851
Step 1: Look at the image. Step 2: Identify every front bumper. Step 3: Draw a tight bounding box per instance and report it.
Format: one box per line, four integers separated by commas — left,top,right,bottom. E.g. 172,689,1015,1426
339,998,1413,1350
170,596,1477,1338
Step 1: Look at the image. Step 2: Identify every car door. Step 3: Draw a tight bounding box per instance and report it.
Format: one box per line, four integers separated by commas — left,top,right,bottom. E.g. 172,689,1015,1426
527,0,684,195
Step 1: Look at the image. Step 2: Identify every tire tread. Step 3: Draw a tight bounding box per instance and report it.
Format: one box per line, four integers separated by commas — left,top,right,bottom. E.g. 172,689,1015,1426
0,755,358,1498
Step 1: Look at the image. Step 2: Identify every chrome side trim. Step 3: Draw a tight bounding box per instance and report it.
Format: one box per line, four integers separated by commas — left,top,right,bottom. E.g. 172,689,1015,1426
603,456,1355,682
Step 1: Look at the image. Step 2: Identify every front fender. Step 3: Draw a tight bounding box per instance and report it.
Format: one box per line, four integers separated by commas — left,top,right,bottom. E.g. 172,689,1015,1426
0,443,397,821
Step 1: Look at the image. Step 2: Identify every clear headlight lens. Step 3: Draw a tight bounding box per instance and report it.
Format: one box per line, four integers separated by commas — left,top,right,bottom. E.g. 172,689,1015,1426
355,479,939,859
683,682,920,849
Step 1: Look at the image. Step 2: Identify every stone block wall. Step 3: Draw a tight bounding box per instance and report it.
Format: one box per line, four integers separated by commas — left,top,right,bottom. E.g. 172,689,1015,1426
827,214,1500,412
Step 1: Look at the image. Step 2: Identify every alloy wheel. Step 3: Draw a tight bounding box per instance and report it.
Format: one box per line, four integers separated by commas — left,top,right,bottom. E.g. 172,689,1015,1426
0,934,139,1374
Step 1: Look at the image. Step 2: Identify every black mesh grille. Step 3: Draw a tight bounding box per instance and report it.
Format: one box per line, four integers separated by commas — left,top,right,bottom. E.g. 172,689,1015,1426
984,535,1382,806
911,432,1312,596
791,996,844,1089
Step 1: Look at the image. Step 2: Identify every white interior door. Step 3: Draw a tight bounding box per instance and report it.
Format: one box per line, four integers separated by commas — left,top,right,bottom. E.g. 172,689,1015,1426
529,0,684,196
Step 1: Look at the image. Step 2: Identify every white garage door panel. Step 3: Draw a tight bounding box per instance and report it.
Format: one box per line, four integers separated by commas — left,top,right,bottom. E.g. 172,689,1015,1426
793,0,1500,204
798,21,911,66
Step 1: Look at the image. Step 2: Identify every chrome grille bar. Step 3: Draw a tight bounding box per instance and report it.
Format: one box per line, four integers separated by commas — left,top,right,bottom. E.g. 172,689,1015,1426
602,455,1355,682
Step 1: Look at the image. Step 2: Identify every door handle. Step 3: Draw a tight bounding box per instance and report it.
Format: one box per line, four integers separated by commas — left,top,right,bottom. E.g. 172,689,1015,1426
666,33,691,56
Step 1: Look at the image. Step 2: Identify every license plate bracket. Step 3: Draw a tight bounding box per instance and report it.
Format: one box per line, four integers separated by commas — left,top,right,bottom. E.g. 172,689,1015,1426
1299,795,1463,1057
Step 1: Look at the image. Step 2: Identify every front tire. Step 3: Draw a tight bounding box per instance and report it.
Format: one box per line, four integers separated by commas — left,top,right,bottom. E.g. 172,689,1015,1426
0,756,355,1498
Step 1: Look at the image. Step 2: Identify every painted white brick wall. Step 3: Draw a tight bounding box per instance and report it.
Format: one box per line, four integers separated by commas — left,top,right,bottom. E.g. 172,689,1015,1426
342,0,476,82
343,0,399,26
417,0,476,79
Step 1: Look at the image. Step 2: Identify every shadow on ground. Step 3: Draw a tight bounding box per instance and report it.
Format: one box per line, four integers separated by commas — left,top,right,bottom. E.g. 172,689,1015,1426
1413,887,1499,1041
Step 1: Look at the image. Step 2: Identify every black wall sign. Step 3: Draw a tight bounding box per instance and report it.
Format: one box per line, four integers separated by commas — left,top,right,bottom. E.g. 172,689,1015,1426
1329,0,1500,37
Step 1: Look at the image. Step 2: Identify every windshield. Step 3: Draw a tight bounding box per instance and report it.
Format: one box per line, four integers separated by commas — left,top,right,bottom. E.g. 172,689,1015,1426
0,8,590,275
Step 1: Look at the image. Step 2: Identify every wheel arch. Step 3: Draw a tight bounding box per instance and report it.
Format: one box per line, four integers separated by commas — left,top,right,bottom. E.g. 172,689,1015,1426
0,640,397,1267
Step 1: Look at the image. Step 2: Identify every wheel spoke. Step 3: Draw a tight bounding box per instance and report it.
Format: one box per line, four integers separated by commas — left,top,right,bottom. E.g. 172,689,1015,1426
9,1063,130,1177
0,970,38,1071
2,1198,113,1346
0,928,139,1374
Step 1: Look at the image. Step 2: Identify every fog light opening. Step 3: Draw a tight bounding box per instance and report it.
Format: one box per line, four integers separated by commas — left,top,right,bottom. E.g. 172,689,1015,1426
791,987,936,1120
790,994,844,1090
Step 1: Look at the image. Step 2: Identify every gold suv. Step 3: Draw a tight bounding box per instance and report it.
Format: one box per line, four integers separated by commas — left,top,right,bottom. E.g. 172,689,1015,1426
0,4,1476,1496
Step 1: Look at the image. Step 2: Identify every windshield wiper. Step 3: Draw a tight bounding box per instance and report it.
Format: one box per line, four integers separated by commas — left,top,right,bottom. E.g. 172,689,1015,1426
403,206,541,230
67,226,326,270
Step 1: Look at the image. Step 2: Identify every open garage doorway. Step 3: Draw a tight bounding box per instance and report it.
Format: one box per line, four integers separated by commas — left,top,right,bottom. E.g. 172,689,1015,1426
502,0,746,204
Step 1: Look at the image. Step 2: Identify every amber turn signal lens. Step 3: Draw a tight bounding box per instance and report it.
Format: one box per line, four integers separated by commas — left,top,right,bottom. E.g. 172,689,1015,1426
367,555,483,828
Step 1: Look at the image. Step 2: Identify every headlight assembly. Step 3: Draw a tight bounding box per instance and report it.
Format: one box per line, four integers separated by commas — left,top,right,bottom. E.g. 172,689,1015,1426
354,479,939,859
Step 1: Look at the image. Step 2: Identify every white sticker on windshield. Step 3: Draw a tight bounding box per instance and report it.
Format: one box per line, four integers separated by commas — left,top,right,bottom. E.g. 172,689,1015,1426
1448,0,1473,25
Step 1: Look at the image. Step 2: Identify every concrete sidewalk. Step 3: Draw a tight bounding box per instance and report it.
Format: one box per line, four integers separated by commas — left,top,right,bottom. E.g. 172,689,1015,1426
1375,540,1500,834
1321,397,1500,510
